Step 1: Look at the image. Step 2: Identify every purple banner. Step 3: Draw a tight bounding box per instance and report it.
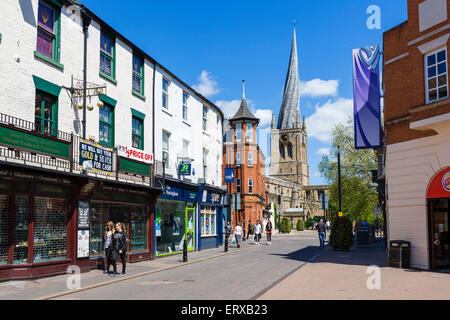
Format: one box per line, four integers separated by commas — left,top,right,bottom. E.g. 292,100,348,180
352,46,381,149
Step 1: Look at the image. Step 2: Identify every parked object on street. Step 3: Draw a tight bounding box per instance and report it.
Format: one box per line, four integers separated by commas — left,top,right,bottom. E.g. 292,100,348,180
356,226,371,247
234,223,243,248
389,240,411,269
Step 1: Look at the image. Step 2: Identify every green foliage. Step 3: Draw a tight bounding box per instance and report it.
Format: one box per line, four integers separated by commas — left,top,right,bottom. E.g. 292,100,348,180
318,118,378,222
313,216,321,223
280,217,291,233
305,218,314,230
329,216,353,250
296,220,304,231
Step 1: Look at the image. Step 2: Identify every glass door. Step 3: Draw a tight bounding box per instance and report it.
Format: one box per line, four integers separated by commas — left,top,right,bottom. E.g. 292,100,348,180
430,199,450,269
185,205,195,251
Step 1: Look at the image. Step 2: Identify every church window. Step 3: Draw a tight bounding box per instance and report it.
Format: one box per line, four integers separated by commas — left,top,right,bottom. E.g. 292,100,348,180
287,143,293,158
279,142,285,159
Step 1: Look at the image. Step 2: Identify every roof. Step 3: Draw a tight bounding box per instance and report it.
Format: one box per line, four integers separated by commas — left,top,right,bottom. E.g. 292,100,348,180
230,97,259,124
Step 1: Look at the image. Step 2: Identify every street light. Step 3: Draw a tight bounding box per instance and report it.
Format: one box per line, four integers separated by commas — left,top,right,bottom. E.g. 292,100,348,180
337,146,342,216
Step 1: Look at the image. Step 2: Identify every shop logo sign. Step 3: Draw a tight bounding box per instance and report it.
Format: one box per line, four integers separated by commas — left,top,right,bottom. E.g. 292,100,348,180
178,162,191,176
442,172,450,192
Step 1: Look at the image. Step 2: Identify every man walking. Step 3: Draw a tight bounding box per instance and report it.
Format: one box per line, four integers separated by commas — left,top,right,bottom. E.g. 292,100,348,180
247,220,253,242
315,219,327,247
234,222,243,248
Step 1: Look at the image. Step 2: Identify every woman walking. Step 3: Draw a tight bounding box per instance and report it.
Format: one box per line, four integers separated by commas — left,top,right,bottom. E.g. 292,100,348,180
111,222,128,277
103,221,115,274
265,220,273,245
234,222,243,248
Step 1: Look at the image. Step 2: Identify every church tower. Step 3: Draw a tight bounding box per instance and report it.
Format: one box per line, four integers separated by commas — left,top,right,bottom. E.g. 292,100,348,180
269,25,309,186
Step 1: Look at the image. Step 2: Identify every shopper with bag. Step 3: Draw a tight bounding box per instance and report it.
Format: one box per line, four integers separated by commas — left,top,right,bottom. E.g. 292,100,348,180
234,222,243,248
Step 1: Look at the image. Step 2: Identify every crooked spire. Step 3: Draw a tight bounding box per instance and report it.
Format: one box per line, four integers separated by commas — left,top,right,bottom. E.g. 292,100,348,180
277,24,300,130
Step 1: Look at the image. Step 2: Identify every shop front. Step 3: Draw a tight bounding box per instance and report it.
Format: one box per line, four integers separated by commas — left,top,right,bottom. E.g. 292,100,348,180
155,179,198,256
427,167,450,270
198,185,225,250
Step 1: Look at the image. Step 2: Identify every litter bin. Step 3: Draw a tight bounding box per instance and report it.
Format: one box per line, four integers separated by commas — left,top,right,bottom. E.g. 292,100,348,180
389,240,411,268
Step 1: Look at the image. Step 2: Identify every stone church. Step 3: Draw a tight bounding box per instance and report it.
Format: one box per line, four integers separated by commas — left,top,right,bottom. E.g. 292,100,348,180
266,26,329,228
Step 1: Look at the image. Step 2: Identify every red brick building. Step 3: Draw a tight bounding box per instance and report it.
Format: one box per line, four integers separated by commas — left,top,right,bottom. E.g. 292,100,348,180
223,83,267,232
384,0,450,270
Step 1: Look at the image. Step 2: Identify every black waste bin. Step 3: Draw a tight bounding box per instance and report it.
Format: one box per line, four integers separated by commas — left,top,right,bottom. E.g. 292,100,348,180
389,240,411,268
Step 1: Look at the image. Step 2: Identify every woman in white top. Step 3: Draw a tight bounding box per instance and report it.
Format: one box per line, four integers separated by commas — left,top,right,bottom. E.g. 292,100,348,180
234,223,243,248
103,221,115,274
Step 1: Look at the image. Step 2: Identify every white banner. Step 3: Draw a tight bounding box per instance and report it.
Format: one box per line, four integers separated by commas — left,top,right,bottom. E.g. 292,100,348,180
118,145,153,164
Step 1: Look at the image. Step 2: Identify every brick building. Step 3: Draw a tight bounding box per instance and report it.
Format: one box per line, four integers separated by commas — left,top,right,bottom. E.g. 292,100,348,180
384,0,450,270
223,82,267,231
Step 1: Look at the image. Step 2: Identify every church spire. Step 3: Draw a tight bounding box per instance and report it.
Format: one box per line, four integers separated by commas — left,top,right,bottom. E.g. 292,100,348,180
277,23,300,130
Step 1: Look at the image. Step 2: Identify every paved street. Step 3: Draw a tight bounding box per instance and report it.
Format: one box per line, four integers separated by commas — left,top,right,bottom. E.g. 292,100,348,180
0,231,323,300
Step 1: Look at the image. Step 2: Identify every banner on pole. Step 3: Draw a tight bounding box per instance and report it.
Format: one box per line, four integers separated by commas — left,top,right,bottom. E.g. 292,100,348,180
352,46,382,149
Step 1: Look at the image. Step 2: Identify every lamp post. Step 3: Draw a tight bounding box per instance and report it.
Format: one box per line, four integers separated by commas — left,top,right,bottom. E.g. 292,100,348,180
337,146,342,216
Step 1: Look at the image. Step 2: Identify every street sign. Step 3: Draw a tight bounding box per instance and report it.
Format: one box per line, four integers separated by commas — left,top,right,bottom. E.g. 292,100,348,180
224,168,235,183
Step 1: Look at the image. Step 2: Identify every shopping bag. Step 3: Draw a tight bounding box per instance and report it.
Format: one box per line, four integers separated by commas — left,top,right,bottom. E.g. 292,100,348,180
231,237,236,244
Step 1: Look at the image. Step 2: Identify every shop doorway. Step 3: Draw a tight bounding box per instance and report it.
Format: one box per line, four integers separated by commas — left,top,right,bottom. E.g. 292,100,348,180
429,198,450,270
185,206,195,251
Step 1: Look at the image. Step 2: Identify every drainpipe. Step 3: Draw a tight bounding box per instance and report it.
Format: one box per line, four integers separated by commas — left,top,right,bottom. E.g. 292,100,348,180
152,62,156,186
81,9,91,139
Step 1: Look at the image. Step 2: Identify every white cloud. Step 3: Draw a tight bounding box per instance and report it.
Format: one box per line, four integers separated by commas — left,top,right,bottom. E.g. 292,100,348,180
253,109,273,128
192,70,221,97
300,79,339,97
215,100,272,128
215,99,244,119
316,148,330,156
306,98,353,143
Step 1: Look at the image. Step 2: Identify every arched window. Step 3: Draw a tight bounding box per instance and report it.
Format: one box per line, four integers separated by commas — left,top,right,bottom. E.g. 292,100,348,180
287,143,293,158
279,142,285,159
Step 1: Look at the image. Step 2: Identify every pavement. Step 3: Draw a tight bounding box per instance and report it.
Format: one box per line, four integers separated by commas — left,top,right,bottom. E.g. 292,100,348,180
258,239,450,300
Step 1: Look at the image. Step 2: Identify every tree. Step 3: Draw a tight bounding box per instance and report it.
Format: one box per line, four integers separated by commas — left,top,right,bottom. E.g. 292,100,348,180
318,118,378,223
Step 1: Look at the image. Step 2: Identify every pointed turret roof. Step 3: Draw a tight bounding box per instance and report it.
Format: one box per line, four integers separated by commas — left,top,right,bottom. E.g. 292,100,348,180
277,25,300,130
230,80,259,125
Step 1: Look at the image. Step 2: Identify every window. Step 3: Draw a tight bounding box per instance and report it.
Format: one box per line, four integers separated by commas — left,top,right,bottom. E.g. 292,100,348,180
100,32,115,81
99,104,114,147
132,55,144,97
202,106,208,131
162,130,170,169
236,152,241,166
162,78,169,109
182,140,189,158
426,48,448,103
248,152,253,167
248,178,253,194
35,91,57,136
236,123,241,141
132,116,143,150
236,178,241,193
182,92,188,121
200,206,217,236
279,143,285,159
247,123,252,141
35,1,62,67
203,148,208,180
287,143,293,158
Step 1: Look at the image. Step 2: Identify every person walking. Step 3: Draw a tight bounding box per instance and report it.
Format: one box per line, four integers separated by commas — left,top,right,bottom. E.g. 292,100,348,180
315,219,326,247
258,220,263,243
326,220,331,232
234,222,243,248
111,222,128,277
254,220,261,244
265,220,273,245
247,220,253,241
103,221,115,274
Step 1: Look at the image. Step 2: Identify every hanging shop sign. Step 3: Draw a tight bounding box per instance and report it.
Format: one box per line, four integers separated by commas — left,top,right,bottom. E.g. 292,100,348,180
77,230,90,258
117,145,153,164
79,140,113,174
0,125,70,159
224,168,235,183
178,162,192,176
78,201,90,229
201,189,222,205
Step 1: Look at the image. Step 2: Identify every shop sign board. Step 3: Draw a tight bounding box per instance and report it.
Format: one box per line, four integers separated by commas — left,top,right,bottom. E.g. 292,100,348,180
178,162,192,176
79,140,113,174
77,230,90,258
119,158,150,176
427,168,450,199
0,125,70,159
78,201,90,229
117,145,153,164
224,168,235,183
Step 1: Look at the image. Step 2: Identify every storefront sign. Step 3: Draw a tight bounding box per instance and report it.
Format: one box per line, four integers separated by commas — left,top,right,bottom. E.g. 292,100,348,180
36,184,68,196
78,201,90,229
117,145,153,164
163,184,183,200
224,168,235,183
178,162,192,176
184,190,198,202
79,140,113,174
0,125,70,159
77,230,90,258
428,168,450,199
119,158,150,176
201,189,222,205
443,172,450,192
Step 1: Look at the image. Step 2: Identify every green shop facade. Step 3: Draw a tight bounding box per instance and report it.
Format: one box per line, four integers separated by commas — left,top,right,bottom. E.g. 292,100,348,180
0,101,161,282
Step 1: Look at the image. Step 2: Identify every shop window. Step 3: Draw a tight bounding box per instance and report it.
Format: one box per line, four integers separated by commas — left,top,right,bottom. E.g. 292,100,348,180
426,48,448,103
130,206,148,251
33,197,67,263
14,196,29,265
155,199,186,255
201,206,217,236
35,90,57,136
89,202,107,256
0,195,9,265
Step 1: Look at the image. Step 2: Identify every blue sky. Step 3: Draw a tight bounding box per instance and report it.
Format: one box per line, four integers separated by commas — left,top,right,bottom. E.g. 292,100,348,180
82,0,407,185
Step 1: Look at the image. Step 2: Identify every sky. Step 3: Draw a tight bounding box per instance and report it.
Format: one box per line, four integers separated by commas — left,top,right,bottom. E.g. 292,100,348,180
82,0,408,185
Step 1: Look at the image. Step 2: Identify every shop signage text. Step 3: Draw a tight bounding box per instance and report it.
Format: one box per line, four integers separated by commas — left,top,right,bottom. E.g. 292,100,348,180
79,140,113,174
118,145,153,164
178,162,192,176
119,158,150,176
78,201,90,229
442,172,450,192
224,168,235,183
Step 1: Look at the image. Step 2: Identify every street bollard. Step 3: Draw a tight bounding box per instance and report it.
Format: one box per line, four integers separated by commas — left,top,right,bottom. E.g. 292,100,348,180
224,235,228,252
183,239,188,262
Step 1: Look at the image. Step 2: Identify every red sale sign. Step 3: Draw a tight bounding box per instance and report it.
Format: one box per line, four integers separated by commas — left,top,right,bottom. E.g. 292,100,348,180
118,145,153,164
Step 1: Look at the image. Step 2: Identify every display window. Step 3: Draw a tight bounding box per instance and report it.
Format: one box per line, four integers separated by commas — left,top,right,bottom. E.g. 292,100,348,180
14,195,29,265
33,197,68,263
200,205,217,237
130,206,148,251
0,195,9,265
155,199,186,255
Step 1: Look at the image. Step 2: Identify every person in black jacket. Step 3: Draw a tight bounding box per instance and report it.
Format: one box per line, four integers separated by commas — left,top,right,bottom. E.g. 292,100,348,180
111,222,128,277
